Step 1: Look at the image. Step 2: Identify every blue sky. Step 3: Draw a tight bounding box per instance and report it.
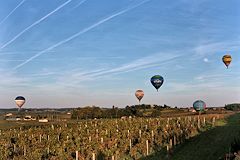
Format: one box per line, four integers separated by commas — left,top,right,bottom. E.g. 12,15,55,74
0,0,239,108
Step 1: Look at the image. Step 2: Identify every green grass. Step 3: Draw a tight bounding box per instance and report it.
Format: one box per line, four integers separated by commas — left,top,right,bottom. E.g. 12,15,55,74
141,113,240,160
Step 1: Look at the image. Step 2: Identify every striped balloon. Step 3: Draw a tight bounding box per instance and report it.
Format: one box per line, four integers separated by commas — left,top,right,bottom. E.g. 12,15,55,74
15,96,25,109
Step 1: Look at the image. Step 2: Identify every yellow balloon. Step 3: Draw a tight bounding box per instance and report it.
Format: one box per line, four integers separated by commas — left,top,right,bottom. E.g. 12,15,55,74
222,54,232,68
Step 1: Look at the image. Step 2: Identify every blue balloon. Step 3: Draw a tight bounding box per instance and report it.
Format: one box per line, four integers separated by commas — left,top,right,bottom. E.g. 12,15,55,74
193,100,206,112
150,75,164,91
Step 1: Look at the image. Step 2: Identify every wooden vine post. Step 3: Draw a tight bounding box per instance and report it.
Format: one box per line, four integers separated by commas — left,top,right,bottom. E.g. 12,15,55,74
76,151,79,160
146,140,149,156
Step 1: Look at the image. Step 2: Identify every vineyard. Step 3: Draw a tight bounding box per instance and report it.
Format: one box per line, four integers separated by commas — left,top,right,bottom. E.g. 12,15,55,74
0,114,227,160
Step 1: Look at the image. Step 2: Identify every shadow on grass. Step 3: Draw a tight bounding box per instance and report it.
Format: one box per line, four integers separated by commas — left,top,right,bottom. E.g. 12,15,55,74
140,113,240,160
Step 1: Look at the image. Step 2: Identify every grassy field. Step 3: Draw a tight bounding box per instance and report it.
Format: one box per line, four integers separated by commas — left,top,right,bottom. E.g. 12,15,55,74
142,113,240,160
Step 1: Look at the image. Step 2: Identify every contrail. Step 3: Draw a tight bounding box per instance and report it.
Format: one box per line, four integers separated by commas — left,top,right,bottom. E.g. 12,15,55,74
72,0,88,10
13,0,151,70
0,0,26,26
0,0,72,50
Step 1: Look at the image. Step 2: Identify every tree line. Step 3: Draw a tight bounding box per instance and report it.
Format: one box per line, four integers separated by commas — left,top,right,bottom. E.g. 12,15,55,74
224,104,240,111
71,104,173,119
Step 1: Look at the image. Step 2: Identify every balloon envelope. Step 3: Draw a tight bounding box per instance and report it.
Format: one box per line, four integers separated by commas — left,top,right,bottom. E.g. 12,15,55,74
135,90,144,102
150,75,164,91
193,100,206,112
15,96,25,108
222,55,232,68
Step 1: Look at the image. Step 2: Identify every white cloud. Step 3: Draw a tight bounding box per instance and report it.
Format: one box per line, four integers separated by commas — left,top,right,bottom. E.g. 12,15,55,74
55,52,182,85
194,40,240,57
194,72,240,82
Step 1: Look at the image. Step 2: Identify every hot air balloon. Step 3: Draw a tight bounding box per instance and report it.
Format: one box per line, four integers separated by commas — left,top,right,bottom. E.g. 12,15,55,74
135,90,144,103
150,75,164,91
222,54,232,68
193,100,206,112
15,96,25,110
